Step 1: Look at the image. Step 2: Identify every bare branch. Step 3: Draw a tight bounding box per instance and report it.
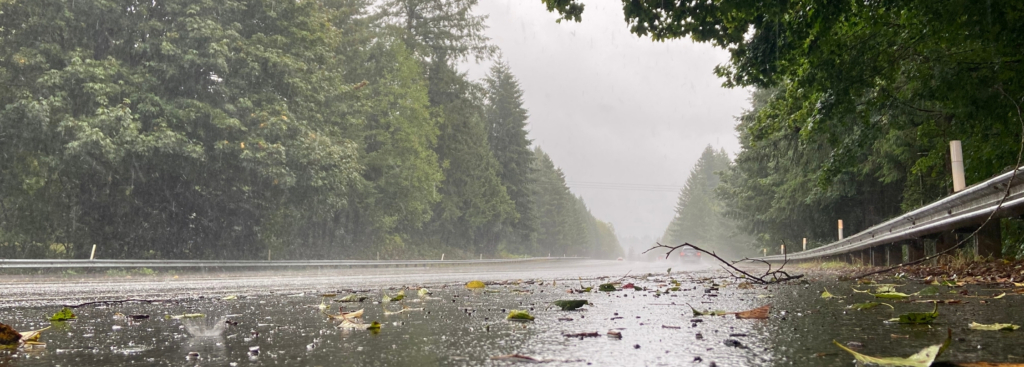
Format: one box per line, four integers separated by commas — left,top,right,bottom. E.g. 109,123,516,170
645,242,804,284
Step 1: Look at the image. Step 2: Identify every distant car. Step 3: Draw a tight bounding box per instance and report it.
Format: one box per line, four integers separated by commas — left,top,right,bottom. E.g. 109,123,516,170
679,246,701,262
616,257,624,261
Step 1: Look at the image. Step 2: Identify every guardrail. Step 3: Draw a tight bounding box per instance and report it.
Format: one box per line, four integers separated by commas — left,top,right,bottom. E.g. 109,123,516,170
758,166,1024,262
0,257,584,269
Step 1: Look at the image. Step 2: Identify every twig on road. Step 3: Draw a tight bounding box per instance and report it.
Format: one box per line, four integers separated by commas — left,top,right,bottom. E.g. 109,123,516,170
65,298,177,308
643,242,803,284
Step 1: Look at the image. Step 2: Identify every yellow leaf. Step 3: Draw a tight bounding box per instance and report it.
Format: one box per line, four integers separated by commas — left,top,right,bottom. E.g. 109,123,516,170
969,322,1019,331
466,280,486,289
833,329,951,367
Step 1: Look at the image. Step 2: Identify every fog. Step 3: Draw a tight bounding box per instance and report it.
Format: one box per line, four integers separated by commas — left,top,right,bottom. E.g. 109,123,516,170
465,0,751,240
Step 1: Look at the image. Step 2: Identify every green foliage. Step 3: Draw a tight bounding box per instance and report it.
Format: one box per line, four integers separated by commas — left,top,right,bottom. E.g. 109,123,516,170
505,309,534,321
484,61,537,254
553,300,588,311
0,0,618,260
48,308,77,322
545,0,1024,257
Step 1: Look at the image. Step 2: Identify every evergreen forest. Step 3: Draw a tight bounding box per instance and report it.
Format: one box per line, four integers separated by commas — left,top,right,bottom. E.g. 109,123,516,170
543,1,1024,257
0,0,624,260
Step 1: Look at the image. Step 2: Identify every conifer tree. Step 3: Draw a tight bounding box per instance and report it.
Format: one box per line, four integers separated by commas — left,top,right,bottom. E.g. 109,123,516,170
484,61,536,253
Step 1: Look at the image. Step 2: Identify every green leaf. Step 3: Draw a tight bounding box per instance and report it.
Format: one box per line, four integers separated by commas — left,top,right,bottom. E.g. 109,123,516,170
382,290,405,303
337,294,367,303
914,286,939,296
506,310,534,321
833,329,951,367
875,292,911,299
553,300,588,311
968,322,1019,331
598,283,616,292
896,302,939,324
48,307,77,322
367,321,381,331
821,288,836,299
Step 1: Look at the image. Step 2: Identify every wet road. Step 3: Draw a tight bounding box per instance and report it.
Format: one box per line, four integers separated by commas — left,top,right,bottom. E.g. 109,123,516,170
2,260,1023,366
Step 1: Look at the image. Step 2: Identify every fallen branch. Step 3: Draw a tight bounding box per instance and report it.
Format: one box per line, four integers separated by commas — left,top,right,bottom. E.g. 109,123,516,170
64,298,177,308
643,242,804,284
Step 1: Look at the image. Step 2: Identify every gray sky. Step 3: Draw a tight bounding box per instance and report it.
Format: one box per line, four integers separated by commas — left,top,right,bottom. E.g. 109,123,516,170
464,0,750,240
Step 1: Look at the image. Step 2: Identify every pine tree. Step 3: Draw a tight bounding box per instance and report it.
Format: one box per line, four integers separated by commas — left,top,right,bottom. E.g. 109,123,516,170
484,61,536,253
662,146,738,251
529,148,587,256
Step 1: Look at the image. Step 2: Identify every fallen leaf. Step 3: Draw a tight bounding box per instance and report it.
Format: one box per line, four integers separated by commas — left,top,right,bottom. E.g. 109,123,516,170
221,295,237,300
598,283,616,292
553,300,588,311
876,292,912,299
164,314,205,320
418,288,430,297
18,327,49,344
968,322,1019,331
324,308,364,320
506,310,535,321
465,280,486,289
735,304,771,319
833,328,951,367
893,302,939,324
382,290,405,303
848,302,894,311
915,286,940,296
992,293,1006,299
0,323,22,346
336,294,367,303
48,308,76,322
737,282,754,289
337,318,379,331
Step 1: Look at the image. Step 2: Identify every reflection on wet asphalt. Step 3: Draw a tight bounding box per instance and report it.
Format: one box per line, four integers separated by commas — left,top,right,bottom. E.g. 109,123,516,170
1,260,1022,366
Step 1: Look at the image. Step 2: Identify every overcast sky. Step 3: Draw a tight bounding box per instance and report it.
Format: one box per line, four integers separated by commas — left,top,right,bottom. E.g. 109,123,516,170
463,0,751,240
